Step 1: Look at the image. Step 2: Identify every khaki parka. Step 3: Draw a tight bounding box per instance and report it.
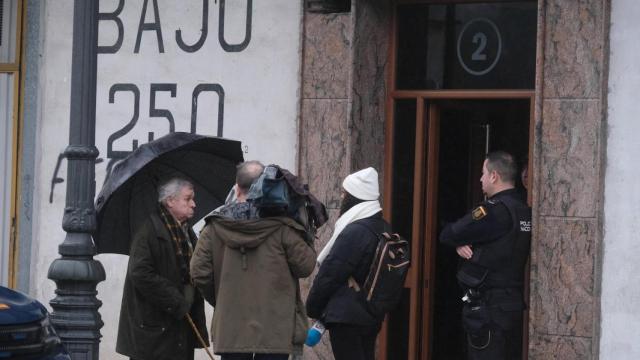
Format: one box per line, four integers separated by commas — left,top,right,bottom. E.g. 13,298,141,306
116,210,208,360
191,215,316,355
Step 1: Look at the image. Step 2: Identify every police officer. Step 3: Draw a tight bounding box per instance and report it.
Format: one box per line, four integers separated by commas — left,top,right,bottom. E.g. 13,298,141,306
440,151,531,360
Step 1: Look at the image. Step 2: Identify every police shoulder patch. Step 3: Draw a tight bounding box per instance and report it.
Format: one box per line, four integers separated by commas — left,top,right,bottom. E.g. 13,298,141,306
472,206,488,220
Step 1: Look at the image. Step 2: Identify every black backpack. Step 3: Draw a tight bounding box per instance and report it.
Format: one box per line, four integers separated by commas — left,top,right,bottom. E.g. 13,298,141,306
351,227,411,317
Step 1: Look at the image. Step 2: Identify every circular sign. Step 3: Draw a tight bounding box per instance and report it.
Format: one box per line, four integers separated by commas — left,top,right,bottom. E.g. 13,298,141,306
456,18,502,76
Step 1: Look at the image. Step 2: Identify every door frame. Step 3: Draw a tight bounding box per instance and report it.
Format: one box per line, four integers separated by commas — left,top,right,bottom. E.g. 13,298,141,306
379,2,535,359
380,92,533,360
0,0,24,289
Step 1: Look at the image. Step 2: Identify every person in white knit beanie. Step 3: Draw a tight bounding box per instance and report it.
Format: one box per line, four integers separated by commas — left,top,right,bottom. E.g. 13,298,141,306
342,167,379,201
306,167,388,360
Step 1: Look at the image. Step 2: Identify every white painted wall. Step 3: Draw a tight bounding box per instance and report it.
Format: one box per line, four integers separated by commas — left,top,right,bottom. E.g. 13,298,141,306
601,1,640,358
29,1,302,359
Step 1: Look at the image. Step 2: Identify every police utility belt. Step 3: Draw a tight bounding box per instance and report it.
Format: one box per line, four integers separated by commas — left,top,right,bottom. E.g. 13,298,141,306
457,265,523,308
458,266,488,305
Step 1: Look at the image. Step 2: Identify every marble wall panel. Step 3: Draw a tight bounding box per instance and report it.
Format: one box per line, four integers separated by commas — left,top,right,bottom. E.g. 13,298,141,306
350,0,391,172
543,0,604,99
539,100,600,217
302,13,353,99
529,334,593,360
299,99,351,210
532,0,608,358
531,218,596,337
298,11,354,360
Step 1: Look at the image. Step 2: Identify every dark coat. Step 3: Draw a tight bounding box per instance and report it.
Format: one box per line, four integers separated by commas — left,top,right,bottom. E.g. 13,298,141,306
116,210,208,360
439,188,531,291
191,215,316,355
306,212,386,327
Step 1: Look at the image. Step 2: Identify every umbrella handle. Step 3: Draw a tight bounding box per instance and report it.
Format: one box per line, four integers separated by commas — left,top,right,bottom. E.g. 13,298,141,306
186,314,215,360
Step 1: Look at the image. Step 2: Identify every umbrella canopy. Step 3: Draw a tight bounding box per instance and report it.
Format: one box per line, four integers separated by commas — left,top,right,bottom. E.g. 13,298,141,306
94,132,243,255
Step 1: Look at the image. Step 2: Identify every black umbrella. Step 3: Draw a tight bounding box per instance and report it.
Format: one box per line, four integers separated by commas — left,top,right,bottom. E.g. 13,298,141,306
94,132,243,255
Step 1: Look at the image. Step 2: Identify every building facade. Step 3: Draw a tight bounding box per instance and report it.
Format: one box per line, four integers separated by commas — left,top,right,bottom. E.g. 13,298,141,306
1,0,638,359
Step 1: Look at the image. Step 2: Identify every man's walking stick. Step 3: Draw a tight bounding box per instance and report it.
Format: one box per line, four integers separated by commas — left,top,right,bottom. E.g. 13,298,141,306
186,314,215,360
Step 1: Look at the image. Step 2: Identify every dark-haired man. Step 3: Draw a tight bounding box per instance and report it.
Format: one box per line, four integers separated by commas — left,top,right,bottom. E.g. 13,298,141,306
440,151,531,360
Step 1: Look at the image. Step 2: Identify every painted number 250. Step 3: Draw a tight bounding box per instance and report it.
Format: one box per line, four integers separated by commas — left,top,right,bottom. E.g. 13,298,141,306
106,83,225,160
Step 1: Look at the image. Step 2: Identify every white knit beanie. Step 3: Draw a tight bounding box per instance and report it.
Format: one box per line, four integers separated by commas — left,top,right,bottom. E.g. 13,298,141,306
342,167,379,201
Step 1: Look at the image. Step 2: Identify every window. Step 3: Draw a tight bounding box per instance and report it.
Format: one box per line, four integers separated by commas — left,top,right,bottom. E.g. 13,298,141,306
396,2,537,90
0,0,21,287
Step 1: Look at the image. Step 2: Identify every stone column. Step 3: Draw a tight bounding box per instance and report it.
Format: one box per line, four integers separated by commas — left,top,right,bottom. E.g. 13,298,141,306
298,1,391,359
298,4,353,360
528,1,610,359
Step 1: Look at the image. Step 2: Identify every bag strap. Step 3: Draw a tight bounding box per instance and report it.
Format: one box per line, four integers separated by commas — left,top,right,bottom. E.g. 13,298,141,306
346,219,390,292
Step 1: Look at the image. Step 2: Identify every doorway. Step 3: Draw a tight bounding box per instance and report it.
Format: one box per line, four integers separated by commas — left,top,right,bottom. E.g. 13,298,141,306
381,1,536,359
382,95,532,360
431,99,530,359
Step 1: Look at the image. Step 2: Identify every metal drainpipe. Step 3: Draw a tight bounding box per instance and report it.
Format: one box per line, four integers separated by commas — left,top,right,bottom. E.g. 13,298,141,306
47,0,105,359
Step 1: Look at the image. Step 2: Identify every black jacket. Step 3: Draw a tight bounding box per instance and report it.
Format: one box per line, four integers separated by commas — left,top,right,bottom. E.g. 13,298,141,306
306,212,386,326
440,188,531,293
116,210,208,360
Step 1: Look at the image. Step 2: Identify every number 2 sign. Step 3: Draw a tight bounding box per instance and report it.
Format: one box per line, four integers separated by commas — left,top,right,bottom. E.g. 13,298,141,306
456,18,502,76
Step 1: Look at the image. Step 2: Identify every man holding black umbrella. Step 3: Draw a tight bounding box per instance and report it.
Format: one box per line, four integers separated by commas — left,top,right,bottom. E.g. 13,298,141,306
116,178,208,360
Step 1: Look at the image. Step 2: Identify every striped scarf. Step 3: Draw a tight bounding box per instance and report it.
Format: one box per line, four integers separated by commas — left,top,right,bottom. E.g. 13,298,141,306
158,204,194,285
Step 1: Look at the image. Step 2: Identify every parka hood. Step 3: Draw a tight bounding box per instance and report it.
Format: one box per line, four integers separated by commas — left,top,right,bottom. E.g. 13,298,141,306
205,215,306,249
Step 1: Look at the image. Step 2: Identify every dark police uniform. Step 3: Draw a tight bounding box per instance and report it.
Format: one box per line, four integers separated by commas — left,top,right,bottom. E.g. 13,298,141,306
440,188,531,360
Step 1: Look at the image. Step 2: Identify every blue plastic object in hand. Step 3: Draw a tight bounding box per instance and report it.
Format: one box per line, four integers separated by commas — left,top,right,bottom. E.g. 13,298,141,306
305,321,326,347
